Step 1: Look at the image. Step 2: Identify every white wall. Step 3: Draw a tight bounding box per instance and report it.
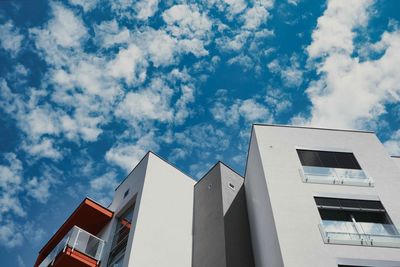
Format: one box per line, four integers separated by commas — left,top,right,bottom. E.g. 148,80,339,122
392,157,400,170
245,129,284,267
247,125,400,267
126,153,195,267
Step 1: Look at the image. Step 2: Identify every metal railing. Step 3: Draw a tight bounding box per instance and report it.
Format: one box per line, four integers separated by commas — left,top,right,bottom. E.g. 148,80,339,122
38,226,105,267
299,166,373,187
319,220,400,248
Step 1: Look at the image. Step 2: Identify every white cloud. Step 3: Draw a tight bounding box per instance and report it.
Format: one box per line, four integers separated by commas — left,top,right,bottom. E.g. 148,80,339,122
0,20,24,56
89,171,119,205
141,29,178,67
211,90,272,126
224,0,247,16
23,138,62,160
17,255,26,267
115,78,174,123
242,0,273,30
307,0,373,58
0,221,24,249
106,132,159,172
108,44,147,85
174,85,195,124
94,20,130,48
163,4,212,39
25,177,51,204
46,3,87,48
239,99,271,121
227,54,253,70
268,55,303,88
68,0,98,12
175,124,230,152
384,130,400,156
304,0,400,129
0,153,25,218
24,107,60,138
135,0,160,20
265,88,292,113
216,31,251,52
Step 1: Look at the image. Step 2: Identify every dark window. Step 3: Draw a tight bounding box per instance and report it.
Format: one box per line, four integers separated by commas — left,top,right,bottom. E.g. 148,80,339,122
297,150,361,169
315,197,384,211
108,204,135,267
123,189,129,198
315,197,391,224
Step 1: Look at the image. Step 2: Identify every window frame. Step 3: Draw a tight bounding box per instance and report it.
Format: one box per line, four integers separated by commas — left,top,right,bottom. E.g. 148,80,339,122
295,147,373,187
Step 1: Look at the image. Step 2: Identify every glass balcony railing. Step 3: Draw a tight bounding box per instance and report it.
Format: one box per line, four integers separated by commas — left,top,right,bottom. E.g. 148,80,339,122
38,226,105,267
300,166,373,187
319,220,400,248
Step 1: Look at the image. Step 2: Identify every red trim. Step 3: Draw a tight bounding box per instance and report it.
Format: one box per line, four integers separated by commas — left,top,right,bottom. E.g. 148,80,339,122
34,198,113,267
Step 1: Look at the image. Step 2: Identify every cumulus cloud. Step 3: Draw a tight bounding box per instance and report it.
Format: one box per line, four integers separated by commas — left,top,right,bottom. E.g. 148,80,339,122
0,20,24,56
303,0,400,130
384,130,400,156
115,78,174,123
94,20,130,48
46,2,87,48
89,171,119,205
242,0,273,30
68,0,98,12
163,4,212,39
108,44,147,85
268,54,303,88
106,132,159,172
0,153,25,217
0,221,24,249
135,0,160,20
211,90,272,126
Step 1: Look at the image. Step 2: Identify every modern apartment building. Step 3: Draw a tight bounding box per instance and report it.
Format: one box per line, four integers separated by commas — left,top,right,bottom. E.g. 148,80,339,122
35,124,400,267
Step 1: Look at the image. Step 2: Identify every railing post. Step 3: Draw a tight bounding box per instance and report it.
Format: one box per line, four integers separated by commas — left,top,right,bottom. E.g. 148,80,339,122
97,241,104,265
72,228,80,252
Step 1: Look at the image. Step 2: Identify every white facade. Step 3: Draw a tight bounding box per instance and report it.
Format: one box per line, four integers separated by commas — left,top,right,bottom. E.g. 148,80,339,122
104,152,195,267
245,125,400,267
36,124,400,267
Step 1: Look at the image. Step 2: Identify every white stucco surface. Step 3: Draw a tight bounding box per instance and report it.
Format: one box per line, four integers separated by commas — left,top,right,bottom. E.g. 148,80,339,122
246,125,400,267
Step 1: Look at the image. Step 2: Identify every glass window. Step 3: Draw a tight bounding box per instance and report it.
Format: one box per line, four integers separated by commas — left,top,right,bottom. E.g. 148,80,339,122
297,150,361,169
107,204,135,267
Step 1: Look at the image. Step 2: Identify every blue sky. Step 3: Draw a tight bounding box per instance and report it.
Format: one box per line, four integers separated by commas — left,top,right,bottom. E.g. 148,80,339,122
1,0,400,265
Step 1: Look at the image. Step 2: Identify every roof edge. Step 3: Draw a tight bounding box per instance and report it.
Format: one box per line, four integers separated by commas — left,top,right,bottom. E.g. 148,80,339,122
252,123,375,134
114,150,196,191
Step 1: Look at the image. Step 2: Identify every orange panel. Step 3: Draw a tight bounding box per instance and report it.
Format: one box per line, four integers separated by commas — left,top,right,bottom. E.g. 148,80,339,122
35,198,113,267
50,247,98,267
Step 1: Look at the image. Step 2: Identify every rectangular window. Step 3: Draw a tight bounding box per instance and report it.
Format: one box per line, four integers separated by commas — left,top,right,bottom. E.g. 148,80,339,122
315,197,400,247
297,150,361,169
297,149,372,187
108,204,135,267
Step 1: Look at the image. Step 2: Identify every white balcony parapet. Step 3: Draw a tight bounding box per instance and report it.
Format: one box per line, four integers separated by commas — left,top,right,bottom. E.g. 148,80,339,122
38,225,105,267
319,220,400,248
299,166,374,187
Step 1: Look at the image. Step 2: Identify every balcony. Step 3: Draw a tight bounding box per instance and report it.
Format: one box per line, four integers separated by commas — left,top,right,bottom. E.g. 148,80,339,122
35,198,113,267
319,220,400,248
299,166,373,187
38,226,105,267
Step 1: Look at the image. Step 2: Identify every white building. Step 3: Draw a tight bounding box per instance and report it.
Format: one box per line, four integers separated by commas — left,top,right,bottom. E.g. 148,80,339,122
245,124,400,267
35,124,400,267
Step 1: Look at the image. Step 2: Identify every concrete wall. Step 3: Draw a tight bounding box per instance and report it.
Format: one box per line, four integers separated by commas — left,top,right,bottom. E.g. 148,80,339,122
193,162,254,267
193,164,226,267
221,164,254,267
392,156,400,170
244,129,284,267
247,125,400,267
102,154,150,266
127,153,195,267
